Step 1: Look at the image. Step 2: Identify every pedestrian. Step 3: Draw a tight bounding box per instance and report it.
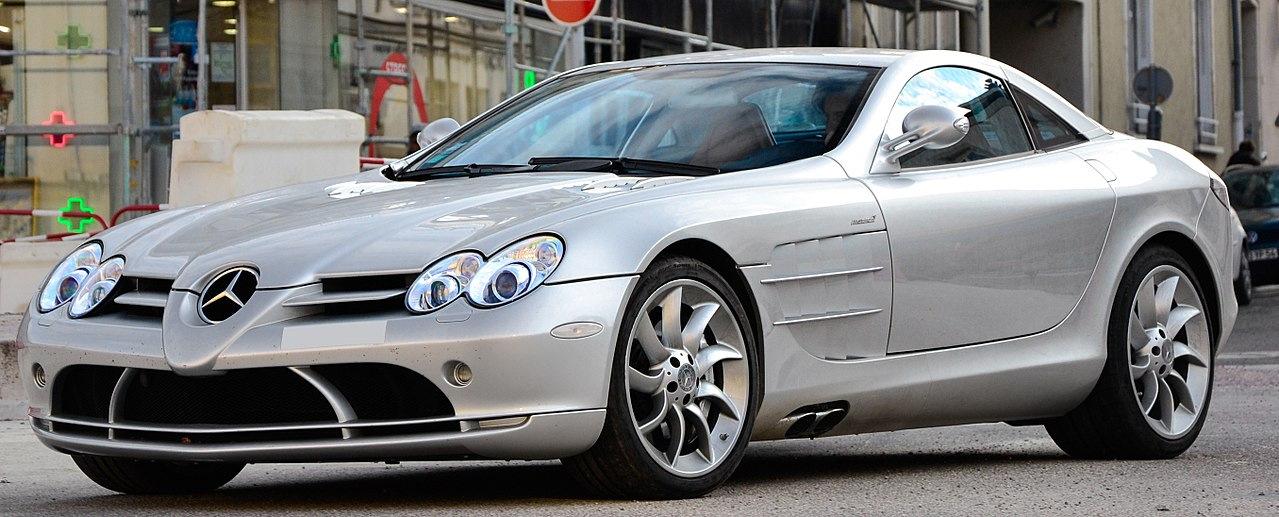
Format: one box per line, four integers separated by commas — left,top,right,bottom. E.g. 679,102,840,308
1227,140,1261,167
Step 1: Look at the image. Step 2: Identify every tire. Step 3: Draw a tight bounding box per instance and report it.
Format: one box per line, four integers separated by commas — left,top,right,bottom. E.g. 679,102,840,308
1045,245,1214,459
1234,245,1253,306
73,455,245,494
563,257,760,499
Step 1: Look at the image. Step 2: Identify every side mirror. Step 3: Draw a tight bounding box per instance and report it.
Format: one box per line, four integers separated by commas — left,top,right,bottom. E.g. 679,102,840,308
417,117,461,148
880,105,971,165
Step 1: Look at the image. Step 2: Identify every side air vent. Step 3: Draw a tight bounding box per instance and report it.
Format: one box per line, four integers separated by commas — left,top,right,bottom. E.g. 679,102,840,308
284,273,417,314
107,276,174,319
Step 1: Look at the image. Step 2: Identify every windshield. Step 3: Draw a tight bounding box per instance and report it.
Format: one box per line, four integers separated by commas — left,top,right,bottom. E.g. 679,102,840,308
1225,168,1279,210
409,63,877,174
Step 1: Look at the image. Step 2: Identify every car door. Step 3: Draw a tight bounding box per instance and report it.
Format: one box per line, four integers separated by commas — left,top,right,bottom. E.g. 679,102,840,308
859,66,1115,353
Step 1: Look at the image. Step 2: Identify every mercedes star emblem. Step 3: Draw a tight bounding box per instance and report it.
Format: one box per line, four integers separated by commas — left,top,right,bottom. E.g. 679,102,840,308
198,267,258,323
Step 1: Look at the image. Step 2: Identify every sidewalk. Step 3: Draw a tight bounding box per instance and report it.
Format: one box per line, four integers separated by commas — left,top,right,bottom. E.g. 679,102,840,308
1,313,24,420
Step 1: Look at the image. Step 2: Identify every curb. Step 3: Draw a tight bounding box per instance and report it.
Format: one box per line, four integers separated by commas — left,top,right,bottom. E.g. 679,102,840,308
1217,351,1279,366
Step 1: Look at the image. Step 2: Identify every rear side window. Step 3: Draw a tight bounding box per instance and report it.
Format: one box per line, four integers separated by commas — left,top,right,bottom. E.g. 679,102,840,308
1013,86,1086,150
886,67,1033,169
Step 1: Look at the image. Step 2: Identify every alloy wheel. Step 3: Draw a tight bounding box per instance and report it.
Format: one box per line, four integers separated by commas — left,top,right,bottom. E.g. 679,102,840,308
1126,265,1212,439
623,279,749,477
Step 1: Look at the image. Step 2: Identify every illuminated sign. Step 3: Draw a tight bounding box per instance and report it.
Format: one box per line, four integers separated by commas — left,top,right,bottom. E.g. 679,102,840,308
41,111,75,148
58,197,95,233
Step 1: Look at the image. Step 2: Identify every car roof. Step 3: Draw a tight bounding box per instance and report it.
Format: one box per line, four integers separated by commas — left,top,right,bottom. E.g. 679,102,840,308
590,47,913,69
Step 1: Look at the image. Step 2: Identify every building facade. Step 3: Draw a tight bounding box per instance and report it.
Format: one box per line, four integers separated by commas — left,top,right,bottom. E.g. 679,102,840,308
0,0,1274,240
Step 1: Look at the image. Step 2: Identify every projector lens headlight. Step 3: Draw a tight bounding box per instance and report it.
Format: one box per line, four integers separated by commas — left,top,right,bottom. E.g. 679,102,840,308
468,235,563,307
38,243,102,312
68,256,125,318
406,252,483,313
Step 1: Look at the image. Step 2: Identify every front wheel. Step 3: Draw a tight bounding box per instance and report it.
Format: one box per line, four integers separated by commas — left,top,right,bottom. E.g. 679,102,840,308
73,455,245,494
1046,245,1214,459
1234,245,1253,306
564,257,759,499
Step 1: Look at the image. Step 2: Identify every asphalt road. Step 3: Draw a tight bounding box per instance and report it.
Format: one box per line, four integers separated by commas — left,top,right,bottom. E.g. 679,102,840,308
1,291,1277,516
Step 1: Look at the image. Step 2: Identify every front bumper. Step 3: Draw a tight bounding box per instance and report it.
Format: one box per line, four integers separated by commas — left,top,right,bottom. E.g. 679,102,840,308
19,275,635,462
32,409,606,462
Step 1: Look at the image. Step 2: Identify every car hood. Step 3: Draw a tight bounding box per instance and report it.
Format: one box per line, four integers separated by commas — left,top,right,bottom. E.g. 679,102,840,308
106,171,675,290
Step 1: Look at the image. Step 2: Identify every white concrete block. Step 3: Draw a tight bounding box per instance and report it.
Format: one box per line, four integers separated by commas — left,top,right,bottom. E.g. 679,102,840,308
0,241,79,314
169,109,366,207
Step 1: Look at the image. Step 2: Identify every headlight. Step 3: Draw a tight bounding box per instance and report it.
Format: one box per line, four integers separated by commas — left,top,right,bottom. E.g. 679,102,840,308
37,242,102,312
467,235,563,307
68,256,125,318
406,252,483,313
1210,175,1230,207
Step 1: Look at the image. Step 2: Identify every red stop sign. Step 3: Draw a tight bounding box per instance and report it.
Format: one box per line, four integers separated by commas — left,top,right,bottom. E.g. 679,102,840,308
544,0,600,27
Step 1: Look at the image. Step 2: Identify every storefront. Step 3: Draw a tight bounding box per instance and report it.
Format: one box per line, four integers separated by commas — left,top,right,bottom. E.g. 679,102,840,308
0,0,979,241
0,0,576,239
0,0,287,238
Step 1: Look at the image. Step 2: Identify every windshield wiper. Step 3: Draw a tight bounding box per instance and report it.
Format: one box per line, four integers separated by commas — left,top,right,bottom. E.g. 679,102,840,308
528,157,720,177
391,157,720,181
391,163,535,182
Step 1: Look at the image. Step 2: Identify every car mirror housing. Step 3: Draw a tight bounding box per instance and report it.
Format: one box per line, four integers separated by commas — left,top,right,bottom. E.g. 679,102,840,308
417,117,462,149
879,105,971,166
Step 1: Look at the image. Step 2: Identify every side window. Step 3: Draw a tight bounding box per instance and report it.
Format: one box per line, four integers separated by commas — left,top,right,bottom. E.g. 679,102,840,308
1012,86,1087,150
887,67,1032,169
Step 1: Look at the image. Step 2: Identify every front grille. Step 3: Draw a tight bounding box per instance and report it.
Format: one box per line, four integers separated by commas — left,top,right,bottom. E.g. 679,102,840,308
311,364,453,420
49,363,457,444
1255,228,1279,247
306,273,417,315
101,276,174,320
320,274,415,294
52,365,125,420
122,368,337,425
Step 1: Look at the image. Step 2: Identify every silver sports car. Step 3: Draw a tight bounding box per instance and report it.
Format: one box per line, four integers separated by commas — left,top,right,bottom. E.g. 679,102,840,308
19,49,1240,499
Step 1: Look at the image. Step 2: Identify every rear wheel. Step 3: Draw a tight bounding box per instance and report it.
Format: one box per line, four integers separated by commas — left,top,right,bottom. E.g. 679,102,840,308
1046,245,1214,458
73,455,244,494
564,257,758,499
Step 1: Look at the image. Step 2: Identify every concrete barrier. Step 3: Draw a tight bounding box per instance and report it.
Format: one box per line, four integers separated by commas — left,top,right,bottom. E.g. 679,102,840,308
168,109,365,207
0,240,80,315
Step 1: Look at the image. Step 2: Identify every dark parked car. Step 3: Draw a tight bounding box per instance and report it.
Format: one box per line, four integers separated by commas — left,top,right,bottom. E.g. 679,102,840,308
1224,165,1279,297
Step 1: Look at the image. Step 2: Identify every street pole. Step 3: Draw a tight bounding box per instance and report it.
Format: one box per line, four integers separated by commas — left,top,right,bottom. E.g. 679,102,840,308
705,0,714,50
505,0,516,98
405,0,415,134
196,0,208,110
683,0,692,53
356,0,367,116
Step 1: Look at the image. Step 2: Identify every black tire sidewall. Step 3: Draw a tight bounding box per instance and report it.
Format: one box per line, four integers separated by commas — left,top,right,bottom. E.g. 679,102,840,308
1235,246,1253,305
72,455,245,494
594,257,760,498
1100,245,1215,457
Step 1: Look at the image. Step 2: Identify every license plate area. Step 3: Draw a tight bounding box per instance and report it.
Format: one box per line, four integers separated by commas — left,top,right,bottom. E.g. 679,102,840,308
1248,247,1279,262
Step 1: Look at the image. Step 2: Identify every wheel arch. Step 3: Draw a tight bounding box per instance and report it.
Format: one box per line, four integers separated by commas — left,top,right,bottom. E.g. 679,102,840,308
650,238,765,374
1138,231,1222,350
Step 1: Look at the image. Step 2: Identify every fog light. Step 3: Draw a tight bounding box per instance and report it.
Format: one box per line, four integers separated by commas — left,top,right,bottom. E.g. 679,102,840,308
32,363,47,389
445,361,473,387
